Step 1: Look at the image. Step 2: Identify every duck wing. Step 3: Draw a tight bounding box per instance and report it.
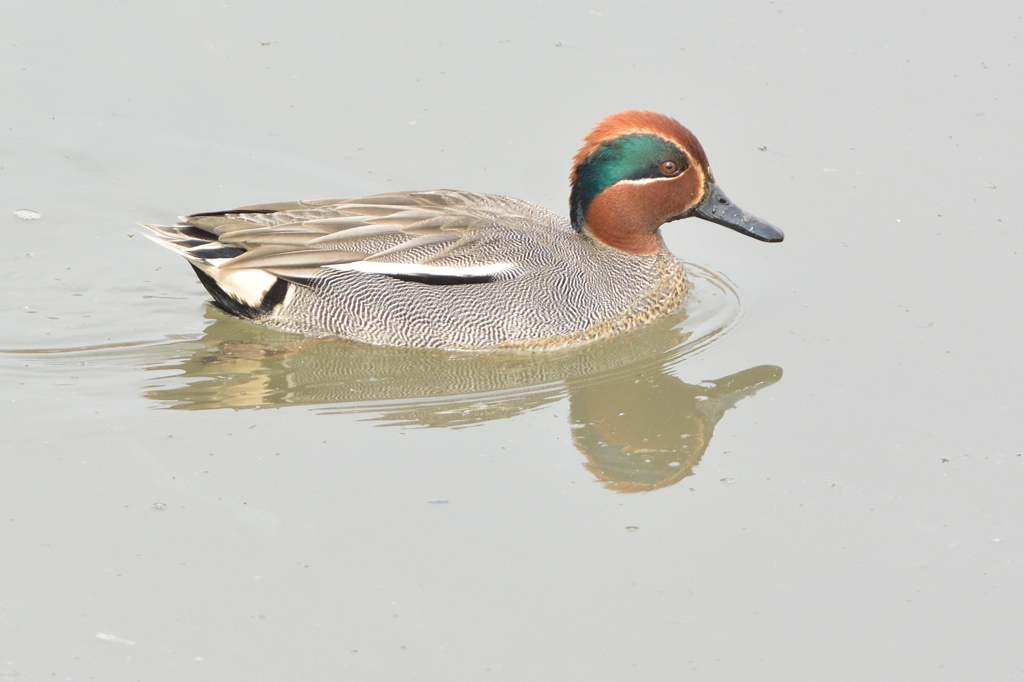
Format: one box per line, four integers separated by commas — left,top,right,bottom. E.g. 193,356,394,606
145,190,538,286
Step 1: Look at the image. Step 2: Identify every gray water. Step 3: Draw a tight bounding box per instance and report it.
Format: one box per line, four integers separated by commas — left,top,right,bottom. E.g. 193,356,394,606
3,1,1023,679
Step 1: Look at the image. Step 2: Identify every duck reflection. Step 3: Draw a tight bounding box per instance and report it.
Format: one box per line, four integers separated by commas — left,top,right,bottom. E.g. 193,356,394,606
146,307,781,491
568,366,780,492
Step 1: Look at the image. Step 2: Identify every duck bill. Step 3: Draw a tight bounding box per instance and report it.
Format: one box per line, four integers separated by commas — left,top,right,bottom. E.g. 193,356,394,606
691,183,784,242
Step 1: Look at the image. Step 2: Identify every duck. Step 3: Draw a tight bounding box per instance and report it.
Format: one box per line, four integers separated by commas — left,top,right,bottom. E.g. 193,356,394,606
144,110,783,351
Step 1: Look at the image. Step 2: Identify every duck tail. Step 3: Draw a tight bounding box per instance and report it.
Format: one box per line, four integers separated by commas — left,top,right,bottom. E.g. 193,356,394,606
140,222,289,320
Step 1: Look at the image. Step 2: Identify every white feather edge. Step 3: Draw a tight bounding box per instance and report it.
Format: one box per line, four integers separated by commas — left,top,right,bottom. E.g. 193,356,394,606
326,261,513,278
196,259,509,309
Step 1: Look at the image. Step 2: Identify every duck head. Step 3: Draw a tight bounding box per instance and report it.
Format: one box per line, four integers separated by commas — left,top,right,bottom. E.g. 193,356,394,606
569,110,784,254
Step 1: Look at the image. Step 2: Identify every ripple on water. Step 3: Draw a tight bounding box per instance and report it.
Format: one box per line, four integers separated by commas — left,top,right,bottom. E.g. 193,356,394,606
1,262,746,418
3,263,782,492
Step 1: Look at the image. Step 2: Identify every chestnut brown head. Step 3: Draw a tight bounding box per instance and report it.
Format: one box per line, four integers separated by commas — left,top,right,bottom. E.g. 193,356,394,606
570,110,783,254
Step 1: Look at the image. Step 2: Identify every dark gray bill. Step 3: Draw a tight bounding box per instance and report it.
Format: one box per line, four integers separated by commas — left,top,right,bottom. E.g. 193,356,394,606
691,183,784,242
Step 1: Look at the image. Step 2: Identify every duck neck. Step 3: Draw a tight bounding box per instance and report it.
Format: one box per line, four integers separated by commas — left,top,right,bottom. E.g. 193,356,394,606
582,182,666,255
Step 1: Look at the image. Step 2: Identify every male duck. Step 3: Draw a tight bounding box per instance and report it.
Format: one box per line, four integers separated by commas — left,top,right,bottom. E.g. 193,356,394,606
145,110,783,350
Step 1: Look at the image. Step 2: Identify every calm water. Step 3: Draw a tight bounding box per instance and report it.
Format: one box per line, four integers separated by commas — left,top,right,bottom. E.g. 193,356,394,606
2,1,1023,679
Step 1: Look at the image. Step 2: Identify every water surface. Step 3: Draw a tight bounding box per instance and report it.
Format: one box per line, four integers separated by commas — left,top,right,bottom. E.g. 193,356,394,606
2,1,1023,679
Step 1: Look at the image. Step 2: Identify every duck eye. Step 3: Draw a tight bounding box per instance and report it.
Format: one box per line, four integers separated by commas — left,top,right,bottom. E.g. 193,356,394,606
660,160,680,176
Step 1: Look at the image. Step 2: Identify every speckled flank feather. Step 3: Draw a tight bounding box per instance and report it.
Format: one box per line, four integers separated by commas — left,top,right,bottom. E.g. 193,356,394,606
144,190,689,350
